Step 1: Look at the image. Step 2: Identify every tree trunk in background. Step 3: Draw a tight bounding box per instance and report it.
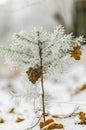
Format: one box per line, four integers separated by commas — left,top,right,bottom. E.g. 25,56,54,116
73,0,86,37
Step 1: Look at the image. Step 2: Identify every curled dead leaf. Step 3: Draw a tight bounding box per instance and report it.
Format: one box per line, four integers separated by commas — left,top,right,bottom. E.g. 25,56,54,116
26,65,42,84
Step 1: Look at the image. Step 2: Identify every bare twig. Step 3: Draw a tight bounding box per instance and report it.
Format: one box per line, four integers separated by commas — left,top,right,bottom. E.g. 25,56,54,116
25,114,43,130
50,107,79,119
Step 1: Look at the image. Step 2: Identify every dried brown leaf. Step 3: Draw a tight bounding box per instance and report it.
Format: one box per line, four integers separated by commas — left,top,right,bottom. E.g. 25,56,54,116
16,117,24,123
0,118,4,123
79,112,86,124
45,119,54,125
72,84,86,96
40,119,54,129
52,115,59,118
44,113,49,117
26,65,42,84
9,108,15,114
40,118,63,130
48,123,64,129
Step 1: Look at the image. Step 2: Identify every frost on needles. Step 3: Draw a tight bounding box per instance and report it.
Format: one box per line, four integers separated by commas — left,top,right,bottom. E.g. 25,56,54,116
0,25,85,127
0,25,84,82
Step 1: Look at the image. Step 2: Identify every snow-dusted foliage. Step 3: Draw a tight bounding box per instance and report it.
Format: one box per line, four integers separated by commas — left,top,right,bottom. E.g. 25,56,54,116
0,25,85,130
0,25,84,79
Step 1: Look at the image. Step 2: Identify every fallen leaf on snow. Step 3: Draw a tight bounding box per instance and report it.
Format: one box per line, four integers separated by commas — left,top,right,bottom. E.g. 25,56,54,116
16,117,24,123
78,112,86,125
52,115,59,118
9,108,16,114
0,118,4,123
40,118,63,130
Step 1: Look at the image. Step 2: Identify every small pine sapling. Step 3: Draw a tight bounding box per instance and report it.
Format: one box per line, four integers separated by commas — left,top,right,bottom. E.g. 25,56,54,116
0,25,85,129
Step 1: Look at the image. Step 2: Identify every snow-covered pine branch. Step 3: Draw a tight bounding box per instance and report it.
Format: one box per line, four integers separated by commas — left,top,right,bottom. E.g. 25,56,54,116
0,25,85,80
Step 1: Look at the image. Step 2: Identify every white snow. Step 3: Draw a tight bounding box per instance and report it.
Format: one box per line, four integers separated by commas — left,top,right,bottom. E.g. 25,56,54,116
0,47,86,130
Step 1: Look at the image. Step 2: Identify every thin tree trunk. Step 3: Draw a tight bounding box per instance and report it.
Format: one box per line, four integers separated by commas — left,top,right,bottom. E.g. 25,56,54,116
38,32,46,123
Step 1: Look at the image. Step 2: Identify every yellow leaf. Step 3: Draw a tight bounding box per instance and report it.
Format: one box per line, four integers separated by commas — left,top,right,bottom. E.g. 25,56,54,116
70,45,82,60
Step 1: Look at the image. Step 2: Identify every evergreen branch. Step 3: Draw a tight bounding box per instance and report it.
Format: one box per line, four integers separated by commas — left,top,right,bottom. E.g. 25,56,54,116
16,34,33,43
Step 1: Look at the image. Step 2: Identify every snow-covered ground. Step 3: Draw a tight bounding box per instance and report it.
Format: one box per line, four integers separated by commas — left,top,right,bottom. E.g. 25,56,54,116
0,78,86,130
0,47,86,130
0,71,86,130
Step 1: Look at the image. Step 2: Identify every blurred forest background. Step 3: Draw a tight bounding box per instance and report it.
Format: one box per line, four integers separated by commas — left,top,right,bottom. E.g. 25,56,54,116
0,0,86,45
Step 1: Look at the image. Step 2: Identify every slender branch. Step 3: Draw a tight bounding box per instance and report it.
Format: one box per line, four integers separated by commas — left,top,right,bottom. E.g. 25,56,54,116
25,114,43,130
37,32,46,123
